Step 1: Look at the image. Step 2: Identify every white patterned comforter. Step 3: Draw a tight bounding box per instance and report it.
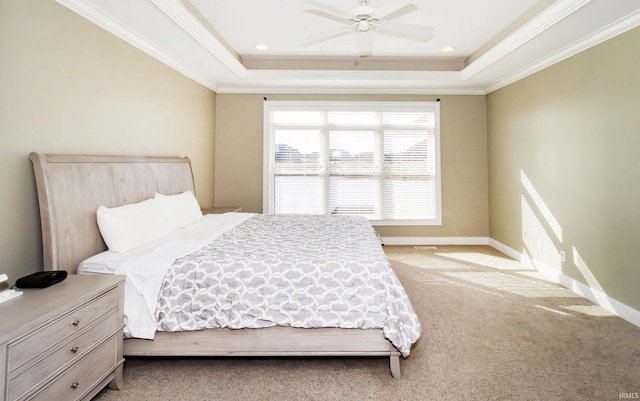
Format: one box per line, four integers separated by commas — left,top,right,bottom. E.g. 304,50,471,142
154,214,421,357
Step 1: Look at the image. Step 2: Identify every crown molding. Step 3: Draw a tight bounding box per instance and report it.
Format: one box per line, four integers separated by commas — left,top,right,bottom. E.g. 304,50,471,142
484,8,640,93
214,69,483,94
461,0,593,80
146,0,247,78
214,85,486,95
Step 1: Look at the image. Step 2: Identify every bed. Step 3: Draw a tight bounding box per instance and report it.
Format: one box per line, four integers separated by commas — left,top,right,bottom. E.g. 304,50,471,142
29,152,421,379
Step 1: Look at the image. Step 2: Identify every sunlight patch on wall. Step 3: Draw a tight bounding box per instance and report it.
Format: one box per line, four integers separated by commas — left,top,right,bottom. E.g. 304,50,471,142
572,247,613,311
520,170,563,242
521,195,562,270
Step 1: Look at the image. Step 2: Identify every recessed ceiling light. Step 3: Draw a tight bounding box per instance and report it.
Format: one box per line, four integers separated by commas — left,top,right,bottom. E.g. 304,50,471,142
255,44,269,51
441,46,455,53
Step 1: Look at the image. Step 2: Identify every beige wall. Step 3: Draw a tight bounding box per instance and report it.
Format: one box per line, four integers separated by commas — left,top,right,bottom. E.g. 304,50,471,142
0,0,216,285
215,93,489,239
487,27,640,310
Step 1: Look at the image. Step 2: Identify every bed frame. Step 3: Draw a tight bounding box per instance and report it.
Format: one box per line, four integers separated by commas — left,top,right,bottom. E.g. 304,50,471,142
29,152,402,379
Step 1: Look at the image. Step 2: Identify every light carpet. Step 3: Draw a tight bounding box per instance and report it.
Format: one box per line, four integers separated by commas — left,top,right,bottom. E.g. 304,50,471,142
93,245,640,401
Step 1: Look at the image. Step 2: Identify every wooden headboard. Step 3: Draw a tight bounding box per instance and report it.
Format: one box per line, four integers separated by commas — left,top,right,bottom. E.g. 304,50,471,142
29,153,196,273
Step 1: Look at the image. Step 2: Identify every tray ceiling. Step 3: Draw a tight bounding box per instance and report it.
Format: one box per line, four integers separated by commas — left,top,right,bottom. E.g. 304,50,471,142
56,0,640,94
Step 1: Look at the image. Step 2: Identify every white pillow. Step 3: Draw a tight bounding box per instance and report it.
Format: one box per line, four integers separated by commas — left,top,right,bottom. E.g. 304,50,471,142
97,198,173,253
154,191,203,230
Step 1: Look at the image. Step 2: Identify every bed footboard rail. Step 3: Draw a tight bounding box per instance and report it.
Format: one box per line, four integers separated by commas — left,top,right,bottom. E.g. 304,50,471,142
124,327,402,378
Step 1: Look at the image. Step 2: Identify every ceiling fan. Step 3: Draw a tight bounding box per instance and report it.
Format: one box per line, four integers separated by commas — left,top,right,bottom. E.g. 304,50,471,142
303,0,433,57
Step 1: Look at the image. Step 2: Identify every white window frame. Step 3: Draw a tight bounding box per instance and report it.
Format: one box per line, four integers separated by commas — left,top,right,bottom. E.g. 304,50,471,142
263,100,442,226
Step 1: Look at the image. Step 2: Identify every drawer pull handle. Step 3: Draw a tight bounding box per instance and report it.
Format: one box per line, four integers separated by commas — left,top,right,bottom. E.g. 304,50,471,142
70,382,79,390
71,346,79,353
71,319,80,327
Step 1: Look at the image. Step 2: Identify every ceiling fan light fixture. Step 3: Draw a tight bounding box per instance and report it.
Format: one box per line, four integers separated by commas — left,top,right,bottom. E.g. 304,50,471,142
357,19,371,32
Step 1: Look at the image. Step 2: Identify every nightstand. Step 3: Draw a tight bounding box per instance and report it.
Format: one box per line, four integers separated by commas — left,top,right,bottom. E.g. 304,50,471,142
201,207,242,214
0,274,125,401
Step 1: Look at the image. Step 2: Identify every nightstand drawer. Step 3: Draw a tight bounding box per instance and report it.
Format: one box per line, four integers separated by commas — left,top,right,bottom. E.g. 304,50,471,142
7,310,118,401
8,288,118,372
27,335,119,401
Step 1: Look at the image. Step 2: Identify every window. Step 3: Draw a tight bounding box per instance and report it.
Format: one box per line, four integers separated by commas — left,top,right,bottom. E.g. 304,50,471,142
263,101,441,225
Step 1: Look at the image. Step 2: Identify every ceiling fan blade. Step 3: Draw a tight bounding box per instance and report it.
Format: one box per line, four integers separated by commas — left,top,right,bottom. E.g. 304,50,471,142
376,3,418,22
304,0,351,19
377,21,433,40
304,8,348,25
301,26,353,47
356,30,373,58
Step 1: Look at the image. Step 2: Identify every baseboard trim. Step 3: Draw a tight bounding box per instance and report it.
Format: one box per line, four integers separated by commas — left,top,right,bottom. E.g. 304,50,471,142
488,239,640,329
380,237,490,246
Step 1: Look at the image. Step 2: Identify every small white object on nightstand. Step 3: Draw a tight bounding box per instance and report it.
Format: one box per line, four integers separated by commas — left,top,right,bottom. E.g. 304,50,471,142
0,273,23,304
